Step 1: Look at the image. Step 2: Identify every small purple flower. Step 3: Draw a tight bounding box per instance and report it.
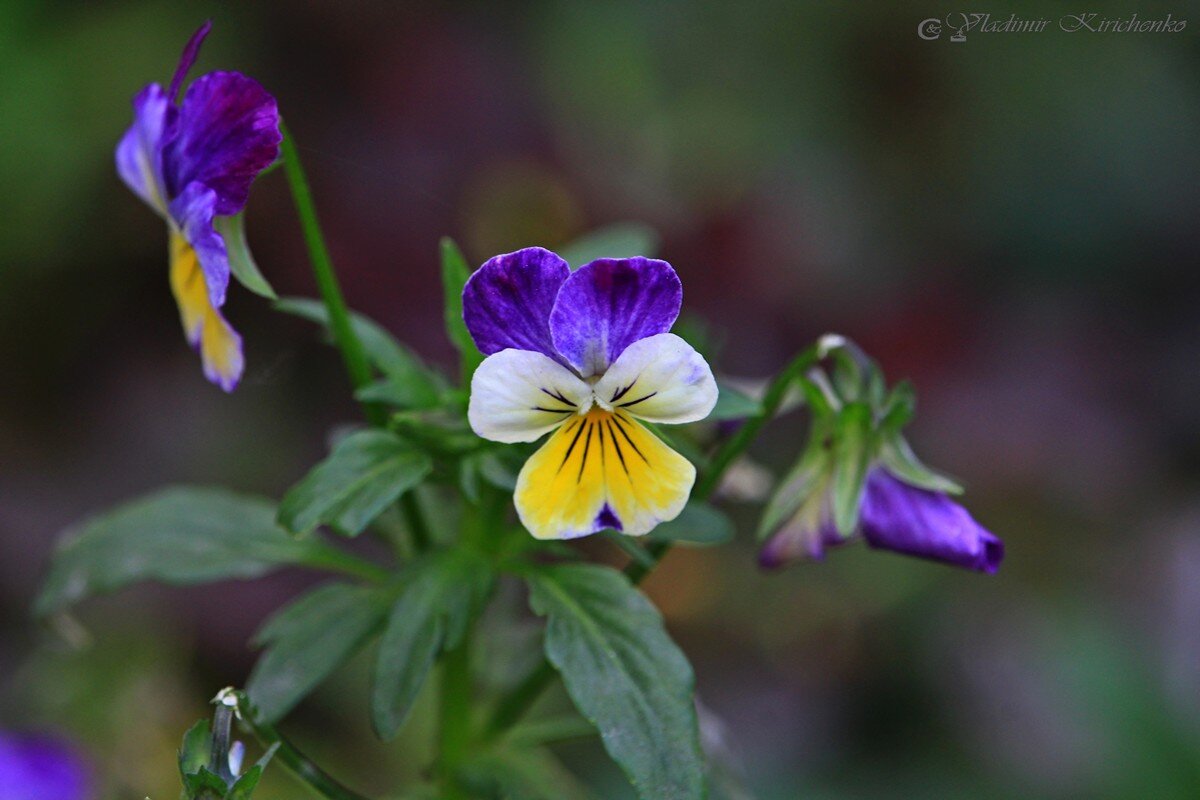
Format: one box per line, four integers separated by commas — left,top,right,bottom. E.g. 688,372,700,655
0,732,93,800
760,467,1004,573
464,248,718,539
115,22,281,391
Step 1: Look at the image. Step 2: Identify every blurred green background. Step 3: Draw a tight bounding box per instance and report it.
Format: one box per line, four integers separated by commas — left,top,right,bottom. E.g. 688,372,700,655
3,1,1199,797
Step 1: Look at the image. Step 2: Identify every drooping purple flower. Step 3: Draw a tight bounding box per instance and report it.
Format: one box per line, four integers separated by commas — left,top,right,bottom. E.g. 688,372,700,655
115,21,281,391
0,732,93,800
859,468,1004,573
760,467,1003,573
464,247,717,540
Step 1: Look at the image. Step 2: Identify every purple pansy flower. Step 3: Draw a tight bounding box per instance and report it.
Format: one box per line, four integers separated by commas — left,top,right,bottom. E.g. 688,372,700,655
0,731,93,800
760,467,1004,572
464,248,718,540
115,22,281,391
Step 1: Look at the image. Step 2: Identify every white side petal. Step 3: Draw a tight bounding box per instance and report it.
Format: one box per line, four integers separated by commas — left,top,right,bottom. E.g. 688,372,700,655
468,349,593,443
592,333,718,424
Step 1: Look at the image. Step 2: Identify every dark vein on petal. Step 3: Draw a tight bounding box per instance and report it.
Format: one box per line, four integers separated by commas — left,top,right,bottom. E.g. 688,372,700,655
618,391,658,408
611,414,648,464
577,422,595,483
557,420,587,473
605,420,630,477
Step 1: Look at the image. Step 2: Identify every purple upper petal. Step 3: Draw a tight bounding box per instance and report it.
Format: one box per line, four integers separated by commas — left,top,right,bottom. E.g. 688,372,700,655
0,732,92,800
167,20,212,102
860,468,1004,573
162,71,281,216
169,182,230,308
115,84,171,214
463,247,570,360
550,258,681,378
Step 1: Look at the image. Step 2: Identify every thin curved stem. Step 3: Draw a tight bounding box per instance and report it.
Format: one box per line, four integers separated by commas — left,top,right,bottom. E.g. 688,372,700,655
227,690,372,800
279,120,384,427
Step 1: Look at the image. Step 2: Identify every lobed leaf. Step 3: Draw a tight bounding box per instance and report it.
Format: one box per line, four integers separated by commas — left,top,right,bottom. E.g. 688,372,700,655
278,430,433,537
246,582,391,722
36,487,341,616
371,549,493,739
525,564,705,800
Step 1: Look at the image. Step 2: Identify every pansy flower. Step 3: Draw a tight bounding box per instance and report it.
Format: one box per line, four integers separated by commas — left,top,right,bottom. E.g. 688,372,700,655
465,248,718,540
759,466,1004,572
115,22,281,390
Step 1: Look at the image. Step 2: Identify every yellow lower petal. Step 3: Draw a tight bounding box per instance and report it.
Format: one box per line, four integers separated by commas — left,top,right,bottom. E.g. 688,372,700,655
169,231,243,391
514,408,695,540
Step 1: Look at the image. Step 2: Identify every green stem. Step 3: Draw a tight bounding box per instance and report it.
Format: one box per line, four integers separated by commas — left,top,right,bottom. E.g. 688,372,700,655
228,690,372,800
300,544,392,584
487,344,823,737
279,121,384,427
438,636,473,798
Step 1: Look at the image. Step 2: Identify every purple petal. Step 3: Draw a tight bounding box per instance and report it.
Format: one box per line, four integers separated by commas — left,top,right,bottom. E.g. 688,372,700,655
169,182,230,308
462,247,570,360
549,257,681,378
115,84,171,214
167,20,212,102
0,732,93,800
162,71,281,216
860,469,1004,573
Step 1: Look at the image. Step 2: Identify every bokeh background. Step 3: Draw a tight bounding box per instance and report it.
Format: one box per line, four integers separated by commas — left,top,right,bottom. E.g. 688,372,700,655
3,1,1200,797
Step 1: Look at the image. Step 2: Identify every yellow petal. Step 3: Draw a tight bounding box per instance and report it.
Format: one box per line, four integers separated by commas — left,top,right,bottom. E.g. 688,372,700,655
169,231,244,391
514,408,695,540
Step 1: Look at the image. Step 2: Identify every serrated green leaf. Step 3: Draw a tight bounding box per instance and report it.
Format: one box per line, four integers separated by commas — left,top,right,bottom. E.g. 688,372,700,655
709,383,761,421
275,297,443,407
558,223,660,269
214,214,277,300
525,564,704,800
246,582,391,722
36,487,343,616
878,435,964,495
831,402,875,536
646,502,735,546
440,237,485,383
371,550,493,739
757,434,832,540
278,430,432,537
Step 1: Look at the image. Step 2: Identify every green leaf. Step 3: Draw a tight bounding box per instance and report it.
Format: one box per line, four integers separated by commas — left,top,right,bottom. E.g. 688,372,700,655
646,502,735,546
36,487,342,616
878,435,964,495
879,380,916,433
525,564,705,800
709,383,761,421
275,297,443,407
246,582,391,722
371,550,493,739
461,746,597,800
440,237,485,382
278,430,432,537
182,766,229,799
214,214,277,300
178,719,213,778
831,401,875,536
757,427,832,539
558,223,660,269
227,743,279,800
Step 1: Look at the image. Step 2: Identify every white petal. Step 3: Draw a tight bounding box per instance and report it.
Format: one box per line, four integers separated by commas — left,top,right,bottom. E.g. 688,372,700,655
592,333,718,424
468,349,593,443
